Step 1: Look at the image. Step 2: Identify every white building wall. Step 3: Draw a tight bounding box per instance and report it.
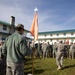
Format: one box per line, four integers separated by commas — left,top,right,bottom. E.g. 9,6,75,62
38,35,45,38
65,33,71,37
59,33,64,36
38,32,75,44
52,34,57,37
46,34,50,38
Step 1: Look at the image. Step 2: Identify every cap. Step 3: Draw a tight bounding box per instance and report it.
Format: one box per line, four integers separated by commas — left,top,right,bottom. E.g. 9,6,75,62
15,24,24,30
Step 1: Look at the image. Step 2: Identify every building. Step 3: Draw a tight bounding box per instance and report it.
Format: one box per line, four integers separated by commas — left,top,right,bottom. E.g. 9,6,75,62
0,16,30,41
38,29,75,44
0,21,15,40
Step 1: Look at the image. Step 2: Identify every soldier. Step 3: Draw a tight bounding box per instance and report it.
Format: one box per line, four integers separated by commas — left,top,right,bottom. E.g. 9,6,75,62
53,42,57,58
0,40,5,75
46,42,51,58
72,43,75,59
42,42,47,59
0,40,2,60
2,24,28,75
0,40,3,75
56,41,64,70
37,42,42,58
69,42,73,59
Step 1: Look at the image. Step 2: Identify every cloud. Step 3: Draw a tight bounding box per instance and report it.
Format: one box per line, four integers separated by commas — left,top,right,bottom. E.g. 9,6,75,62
39,21,64,32
0,0,59,31
60,15,75,27
0,1,33,29
0,0,75,33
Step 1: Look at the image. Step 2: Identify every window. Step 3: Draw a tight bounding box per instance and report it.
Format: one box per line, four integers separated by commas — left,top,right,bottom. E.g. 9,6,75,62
50,34,52,36
64,33,66,36
57,33,59,36
50,39,52,41
44,34,46,37
3,25,7,30
44,39,46,42
71,32,74,35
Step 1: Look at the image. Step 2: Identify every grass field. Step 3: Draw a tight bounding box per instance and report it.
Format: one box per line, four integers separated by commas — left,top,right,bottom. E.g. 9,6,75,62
25,58,75,75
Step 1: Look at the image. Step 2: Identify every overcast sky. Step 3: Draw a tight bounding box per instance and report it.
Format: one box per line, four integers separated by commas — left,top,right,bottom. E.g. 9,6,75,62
0,0,75,32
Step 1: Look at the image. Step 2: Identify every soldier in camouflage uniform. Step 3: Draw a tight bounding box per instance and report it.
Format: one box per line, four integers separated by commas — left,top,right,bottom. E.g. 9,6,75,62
56,41,64,70
53,42,57,58
42,42,48,58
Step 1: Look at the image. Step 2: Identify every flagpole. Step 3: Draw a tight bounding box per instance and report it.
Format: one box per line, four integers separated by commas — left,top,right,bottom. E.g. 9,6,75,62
32,45,35,75
32,7,38,75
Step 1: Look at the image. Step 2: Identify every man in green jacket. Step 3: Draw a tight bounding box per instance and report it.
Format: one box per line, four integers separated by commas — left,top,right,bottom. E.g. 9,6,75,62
2,24,28,75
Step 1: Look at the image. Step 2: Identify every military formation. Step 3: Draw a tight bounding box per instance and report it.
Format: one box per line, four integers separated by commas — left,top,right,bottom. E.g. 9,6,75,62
30,41,75,59
27,40,75,70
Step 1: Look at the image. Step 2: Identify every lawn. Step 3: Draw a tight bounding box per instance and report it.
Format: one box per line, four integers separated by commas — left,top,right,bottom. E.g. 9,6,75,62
25,58,75,75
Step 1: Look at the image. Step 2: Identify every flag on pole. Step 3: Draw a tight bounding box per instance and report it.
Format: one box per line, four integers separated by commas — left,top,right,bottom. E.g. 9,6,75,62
30,12,38,41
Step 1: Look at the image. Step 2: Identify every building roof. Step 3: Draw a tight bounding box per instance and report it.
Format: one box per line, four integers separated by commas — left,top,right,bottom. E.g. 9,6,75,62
39,29,75,35
0,20,11,26
0,31,10,35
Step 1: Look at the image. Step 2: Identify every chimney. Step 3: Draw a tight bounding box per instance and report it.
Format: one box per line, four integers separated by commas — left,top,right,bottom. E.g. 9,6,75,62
10,16,15,25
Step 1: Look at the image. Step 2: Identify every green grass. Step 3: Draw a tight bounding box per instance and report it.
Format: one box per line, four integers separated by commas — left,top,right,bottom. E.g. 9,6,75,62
25,58,75,75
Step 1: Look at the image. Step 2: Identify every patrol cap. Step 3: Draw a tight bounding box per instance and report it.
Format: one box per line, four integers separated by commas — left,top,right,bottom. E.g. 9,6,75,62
15,24,24,30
